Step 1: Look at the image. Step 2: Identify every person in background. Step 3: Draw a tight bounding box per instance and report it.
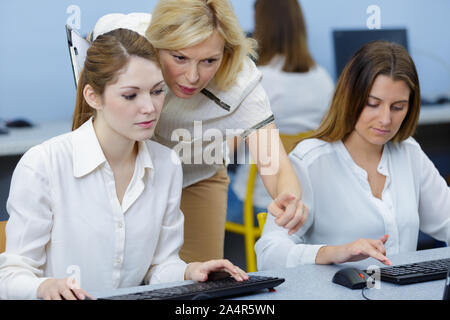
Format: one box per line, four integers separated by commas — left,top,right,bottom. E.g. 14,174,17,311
228,0,334,223
0,28,247,300
92,0,310,264
256,41,450,270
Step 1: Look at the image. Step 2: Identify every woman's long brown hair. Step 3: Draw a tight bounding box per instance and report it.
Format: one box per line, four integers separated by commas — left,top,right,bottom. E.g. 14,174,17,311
72,28,157,130
308,40,421,144
253,0,315,72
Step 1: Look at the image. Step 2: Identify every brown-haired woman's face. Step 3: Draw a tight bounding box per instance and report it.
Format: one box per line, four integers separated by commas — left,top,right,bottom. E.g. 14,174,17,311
353,75,410,147
97,56,165,142
158,30,225,99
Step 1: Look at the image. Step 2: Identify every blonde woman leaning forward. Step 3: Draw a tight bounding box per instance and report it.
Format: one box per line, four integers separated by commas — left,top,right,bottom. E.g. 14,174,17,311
256,41,450,270
0,29,247,300
93,0,308,263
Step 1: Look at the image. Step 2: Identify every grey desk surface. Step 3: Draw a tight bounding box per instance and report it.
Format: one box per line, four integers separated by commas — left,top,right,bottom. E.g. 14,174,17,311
0,120,71,156
92,247,450,300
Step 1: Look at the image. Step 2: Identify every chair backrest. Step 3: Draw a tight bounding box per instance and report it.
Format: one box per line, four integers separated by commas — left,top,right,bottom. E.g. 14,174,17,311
279,131,313,154
66,25,90,87
257,212,267,234
0,220,6,253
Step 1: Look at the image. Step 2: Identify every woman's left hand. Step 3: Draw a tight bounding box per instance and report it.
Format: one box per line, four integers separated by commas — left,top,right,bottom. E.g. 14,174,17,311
185,259,249,282
268,193,308,235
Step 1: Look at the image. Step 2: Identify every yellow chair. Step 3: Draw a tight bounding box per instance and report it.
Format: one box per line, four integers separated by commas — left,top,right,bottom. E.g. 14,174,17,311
225,163,262,272
225,131,312,272
0,220,7,253
279,131,313,156
257,212,267,234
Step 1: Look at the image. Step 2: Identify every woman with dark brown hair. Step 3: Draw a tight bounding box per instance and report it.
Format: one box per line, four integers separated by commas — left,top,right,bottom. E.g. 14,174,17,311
0,28,247,300
256,41,450,269
230,0,334,220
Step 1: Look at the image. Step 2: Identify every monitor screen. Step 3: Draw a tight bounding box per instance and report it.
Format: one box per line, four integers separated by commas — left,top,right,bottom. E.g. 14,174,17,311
333,28,408,80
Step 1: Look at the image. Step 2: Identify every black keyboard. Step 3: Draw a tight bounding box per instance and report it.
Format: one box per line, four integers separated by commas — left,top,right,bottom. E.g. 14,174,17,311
378,258,450,285
99,275,285,300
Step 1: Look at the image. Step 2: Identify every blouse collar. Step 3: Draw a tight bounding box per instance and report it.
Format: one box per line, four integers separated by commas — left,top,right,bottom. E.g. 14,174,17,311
334,140,390,179
72,117,153,178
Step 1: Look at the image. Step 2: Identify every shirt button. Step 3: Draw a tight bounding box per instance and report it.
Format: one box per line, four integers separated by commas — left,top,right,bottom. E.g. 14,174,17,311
116,258,122,264
118,222,124,228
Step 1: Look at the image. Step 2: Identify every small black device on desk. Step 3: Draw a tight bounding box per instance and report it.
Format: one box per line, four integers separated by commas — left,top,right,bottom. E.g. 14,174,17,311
332,268,370,289
6,118,33,128
421,96,450,106
99,275,284,300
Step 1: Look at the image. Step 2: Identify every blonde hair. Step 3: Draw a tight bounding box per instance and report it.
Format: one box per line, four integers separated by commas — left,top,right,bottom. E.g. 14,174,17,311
146,0,257,90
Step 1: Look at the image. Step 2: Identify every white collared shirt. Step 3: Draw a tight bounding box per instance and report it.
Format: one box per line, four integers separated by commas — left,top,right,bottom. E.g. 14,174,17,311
255,137,450,269
0,118,186,299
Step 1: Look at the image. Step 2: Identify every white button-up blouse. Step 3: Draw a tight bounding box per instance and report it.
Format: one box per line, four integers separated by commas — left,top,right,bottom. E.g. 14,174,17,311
0,118,187,299
256,137,450,270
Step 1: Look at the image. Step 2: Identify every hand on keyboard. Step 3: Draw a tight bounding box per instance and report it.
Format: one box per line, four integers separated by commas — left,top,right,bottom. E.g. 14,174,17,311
184,259,249,283
37,277,95,300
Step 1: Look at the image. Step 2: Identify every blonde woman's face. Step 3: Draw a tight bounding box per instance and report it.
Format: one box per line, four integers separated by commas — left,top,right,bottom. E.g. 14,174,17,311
158,30,225,99
352,74,410,147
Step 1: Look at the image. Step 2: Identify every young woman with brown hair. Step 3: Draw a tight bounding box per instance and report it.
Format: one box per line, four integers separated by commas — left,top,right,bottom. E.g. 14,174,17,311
0,28,247,300
256,41,450,269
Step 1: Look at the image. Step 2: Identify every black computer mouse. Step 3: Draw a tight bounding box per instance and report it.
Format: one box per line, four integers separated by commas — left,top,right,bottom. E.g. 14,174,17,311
6,119,33,128
332,267,369,290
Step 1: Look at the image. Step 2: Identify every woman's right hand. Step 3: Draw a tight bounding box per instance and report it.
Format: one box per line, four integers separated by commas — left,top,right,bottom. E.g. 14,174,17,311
316,235,392,265
37,278,94,300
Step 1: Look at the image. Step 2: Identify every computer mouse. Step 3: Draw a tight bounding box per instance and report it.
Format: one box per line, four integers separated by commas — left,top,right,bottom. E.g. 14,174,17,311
6,118,33,128
332,267,369,290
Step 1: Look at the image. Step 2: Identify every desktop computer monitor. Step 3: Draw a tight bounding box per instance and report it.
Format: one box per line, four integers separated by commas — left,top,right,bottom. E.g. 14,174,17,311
333,28,408,80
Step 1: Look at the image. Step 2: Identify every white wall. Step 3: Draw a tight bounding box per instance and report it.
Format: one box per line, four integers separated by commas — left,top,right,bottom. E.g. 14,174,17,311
1,0,449,122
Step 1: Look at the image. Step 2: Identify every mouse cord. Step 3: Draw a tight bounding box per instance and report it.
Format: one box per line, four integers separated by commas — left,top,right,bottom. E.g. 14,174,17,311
361,286,372,300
